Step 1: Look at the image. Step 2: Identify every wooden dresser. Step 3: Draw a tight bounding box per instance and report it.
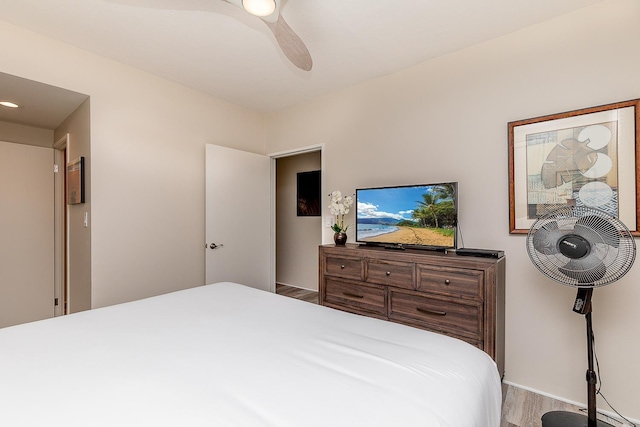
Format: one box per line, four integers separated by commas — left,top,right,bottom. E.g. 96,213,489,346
319,244,505,376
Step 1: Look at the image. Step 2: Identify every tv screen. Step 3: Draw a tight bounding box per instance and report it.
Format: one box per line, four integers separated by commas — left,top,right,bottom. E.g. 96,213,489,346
356,182,458,249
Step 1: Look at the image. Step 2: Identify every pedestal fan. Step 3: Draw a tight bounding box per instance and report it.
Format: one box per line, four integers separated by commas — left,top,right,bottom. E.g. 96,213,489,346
526,205,636,427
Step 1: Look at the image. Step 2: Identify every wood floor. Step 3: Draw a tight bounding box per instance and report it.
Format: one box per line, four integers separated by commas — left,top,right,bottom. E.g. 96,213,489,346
275,284,629,427
275,283,319,304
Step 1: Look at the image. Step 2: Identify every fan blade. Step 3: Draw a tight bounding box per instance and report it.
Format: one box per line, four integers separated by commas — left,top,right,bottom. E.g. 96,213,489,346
558,255,607,283
105,0,311,70
225,0,312,70
575,215,620,247
532,221,563,255
264,13,312,71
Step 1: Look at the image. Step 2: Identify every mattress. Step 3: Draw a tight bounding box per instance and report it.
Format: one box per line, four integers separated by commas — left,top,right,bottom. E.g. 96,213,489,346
0,282,501,426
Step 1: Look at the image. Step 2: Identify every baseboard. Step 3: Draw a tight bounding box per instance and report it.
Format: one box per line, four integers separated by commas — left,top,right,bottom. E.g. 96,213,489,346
502,381,639,426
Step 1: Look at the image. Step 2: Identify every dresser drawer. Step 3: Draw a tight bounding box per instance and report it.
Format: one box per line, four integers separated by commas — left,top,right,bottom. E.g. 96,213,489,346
366,259,414,289
389,290,482,340
324,278,386,316
416,265,483,300
324,255,363,280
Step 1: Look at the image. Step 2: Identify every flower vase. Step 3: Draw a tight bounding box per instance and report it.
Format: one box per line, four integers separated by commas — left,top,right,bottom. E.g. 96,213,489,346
334,232,348,246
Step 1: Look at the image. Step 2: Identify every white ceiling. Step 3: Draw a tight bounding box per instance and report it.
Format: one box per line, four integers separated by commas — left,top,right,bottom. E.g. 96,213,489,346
0,0,604,118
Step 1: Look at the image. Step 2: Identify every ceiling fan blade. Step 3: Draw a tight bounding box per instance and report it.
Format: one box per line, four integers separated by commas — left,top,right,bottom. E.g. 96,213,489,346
106,0,311,70
224,0,311,70
264,13,312,71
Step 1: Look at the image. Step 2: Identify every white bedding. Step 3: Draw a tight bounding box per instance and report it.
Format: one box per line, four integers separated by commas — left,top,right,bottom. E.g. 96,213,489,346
0,282,501,426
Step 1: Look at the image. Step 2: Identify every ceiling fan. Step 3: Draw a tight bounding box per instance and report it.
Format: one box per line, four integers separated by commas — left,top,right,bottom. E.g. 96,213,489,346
226,0,312,71
107,0,312,70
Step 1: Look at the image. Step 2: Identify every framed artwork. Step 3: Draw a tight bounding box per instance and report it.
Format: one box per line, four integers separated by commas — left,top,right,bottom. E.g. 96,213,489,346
508,99,640,235
297,170,320,216
67,156,85,205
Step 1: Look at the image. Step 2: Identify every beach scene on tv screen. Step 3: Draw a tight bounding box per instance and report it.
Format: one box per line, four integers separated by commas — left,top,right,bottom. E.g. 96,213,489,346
357,184,456,247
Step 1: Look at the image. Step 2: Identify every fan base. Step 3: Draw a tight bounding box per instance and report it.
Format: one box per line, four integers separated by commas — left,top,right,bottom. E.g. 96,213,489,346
542,411,614,427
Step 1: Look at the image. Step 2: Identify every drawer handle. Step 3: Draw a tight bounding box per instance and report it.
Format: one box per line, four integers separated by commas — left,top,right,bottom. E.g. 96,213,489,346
386,271,391,276
444,279,450,285
416,307,447,316
343,292,364,299
341,264,345,269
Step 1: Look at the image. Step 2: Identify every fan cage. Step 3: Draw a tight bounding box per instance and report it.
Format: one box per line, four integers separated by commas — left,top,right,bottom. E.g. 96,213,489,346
526,206,636,287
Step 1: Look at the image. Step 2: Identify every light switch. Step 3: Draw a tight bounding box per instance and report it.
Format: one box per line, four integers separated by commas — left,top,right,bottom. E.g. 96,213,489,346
84,212,88,228
325,216,333,228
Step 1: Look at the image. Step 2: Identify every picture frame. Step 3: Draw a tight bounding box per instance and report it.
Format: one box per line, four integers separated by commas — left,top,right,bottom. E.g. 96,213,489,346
67,156,85,205
508,99,640,235
296,170,321,216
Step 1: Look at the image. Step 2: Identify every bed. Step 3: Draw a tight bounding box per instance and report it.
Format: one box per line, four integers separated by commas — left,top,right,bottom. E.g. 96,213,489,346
0,282,502,426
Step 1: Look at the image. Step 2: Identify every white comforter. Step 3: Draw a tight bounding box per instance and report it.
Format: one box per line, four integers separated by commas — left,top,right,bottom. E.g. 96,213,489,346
0,282,501,426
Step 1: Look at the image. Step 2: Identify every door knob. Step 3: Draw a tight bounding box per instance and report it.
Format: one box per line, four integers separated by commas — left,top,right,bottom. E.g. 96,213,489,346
208,243,223,249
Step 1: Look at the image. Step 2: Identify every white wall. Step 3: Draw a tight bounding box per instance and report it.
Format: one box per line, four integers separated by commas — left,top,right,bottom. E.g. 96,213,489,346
276,151,322,290
0,19,265,308
265,0,640,419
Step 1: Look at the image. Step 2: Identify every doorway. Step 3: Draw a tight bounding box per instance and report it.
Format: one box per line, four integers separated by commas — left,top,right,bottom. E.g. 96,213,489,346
273,146,324,292
0,141,56,327
0,72,91,324
204,144,324,293
0,135,71,327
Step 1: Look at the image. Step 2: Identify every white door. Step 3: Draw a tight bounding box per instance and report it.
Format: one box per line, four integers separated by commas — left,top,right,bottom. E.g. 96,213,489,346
0,141,54,328
205,144,272,291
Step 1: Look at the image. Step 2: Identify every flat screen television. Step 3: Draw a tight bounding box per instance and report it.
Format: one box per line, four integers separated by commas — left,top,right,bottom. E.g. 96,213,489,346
355,182,458,250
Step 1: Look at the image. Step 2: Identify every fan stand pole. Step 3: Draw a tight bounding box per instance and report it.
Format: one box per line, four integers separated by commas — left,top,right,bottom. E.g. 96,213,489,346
541,289,615,427
585,310,599,427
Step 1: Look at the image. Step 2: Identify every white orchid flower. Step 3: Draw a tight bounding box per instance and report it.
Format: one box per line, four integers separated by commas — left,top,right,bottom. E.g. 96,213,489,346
328,190,354,234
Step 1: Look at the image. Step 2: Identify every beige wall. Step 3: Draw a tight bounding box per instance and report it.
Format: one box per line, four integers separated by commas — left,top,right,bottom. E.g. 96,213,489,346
276,151,322,290
0,18,265,308
0,121,53,147
265,0,640,419
55,99,92,312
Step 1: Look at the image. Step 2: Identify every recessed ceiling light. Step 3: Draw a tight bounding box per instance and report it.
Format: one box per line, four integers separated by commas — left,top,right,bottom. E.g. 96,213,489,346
0,101,20,108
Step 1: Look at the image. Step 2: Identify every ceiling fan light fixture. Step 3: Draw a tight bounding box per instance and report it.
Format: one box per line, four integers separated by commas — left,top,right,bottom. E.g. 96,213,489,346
242,0,276,17
0,101,20,108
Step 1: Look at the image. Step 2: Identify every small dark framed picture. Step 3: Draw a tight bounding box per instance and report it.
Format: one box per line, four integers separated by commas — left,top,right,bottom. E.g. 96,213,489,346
67,156,85,205
297,170,321,216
